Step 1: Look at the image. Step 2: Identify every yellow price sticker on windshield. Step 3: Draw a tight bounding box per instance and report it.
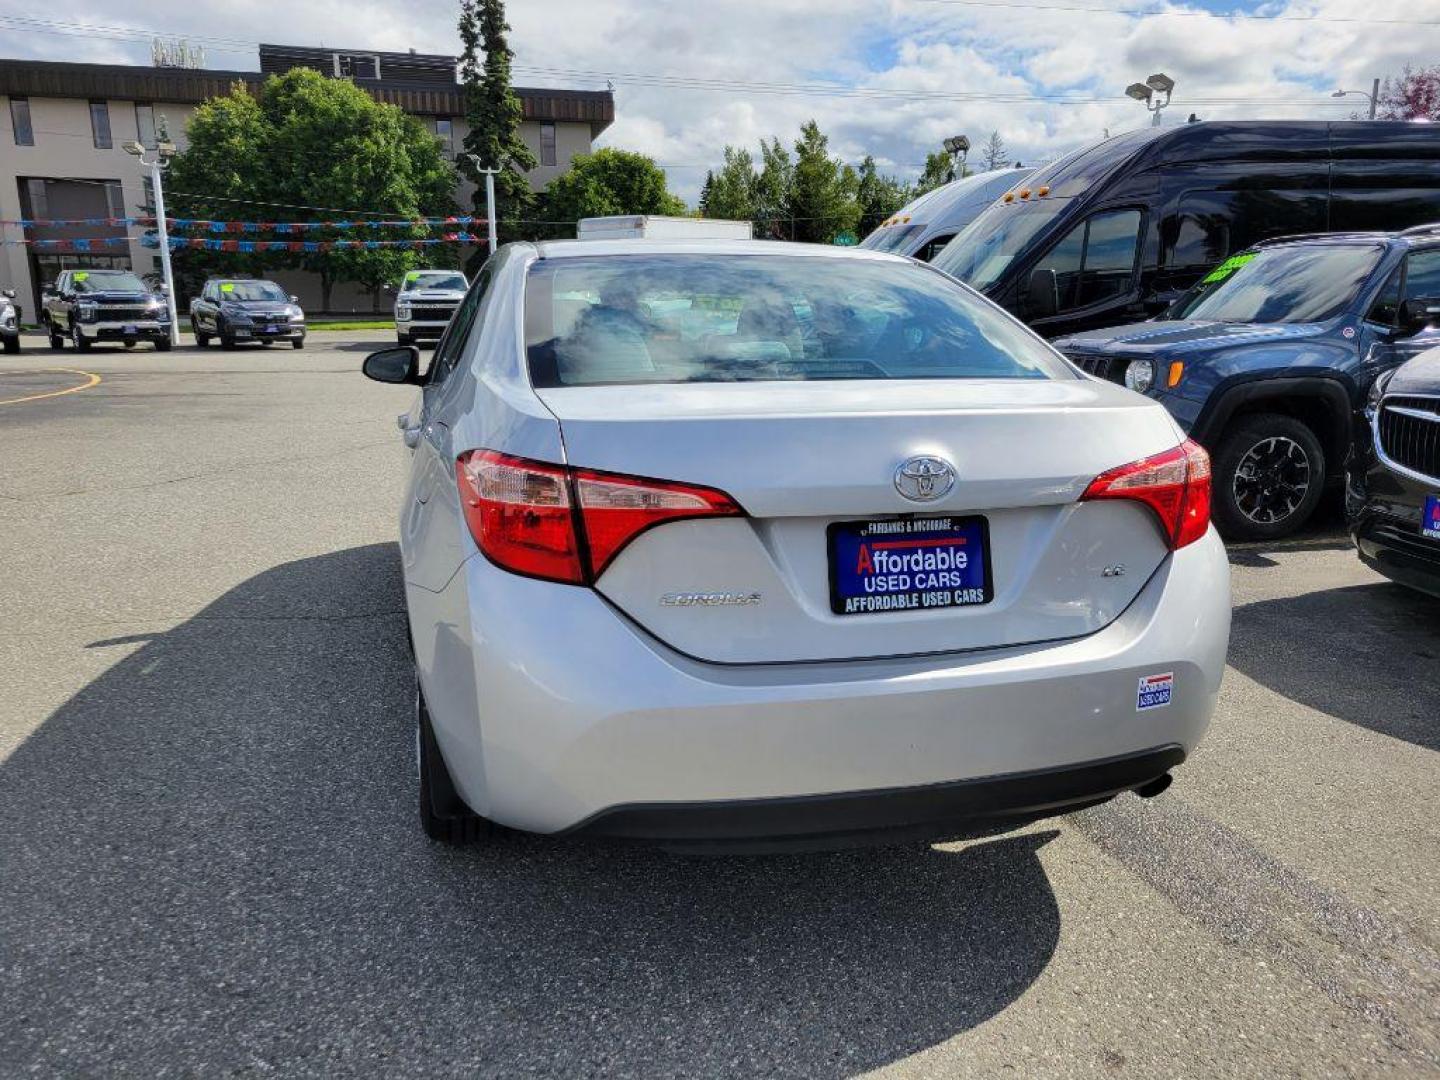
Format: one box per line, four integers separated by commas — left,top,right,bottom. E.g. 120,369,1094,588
73,272,89,282
220,283,236,292
404,272,420,285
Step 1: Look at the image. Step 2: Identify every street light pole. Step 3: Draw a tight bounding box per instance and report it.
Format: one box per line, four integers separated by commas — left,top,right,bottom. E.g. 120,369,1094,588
1331,81,1380,120
124,139,179,345
465,155,501,254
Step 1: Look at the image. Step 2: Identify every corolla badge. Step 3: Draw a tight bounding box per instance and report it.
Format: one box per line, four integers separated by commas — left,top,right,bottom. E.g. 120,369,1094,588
894,455,956,502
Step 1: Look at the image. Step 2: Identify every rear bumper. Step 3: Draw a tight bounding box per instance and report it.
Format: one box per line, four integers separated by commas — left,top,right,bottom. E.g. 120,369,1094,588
409,529,1231,837
568,745,1183,851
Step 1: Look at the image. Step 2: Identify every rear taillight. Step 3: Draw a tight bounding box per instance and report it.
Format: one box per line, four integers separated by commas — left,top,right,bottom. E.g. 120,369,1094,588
456,450,742,584
1081,439,1211,550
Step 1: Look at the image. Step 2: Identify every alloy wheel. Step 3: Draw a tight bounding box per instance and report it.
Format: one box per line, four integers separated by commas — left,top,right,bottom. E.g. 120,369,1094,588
1231,435,1311,525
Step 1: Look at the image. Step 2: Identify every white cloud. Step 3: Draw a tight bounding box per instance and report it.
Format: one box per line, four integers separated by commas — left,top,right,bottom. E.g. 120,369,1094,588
2,0,1436,201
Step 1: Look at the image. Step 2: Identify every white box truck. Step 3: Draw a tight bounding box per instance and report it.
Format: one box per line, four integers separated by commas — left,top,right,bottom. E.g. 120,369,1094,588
576,215,753,241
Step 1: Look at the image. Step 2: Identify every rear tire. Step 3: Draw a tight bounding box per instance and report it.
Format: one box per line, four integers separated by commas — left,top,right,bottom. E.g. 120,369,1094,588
416,679,492,844
2,335,18,354
195,331,210,348
155,337,172,352
1212,413,1327,542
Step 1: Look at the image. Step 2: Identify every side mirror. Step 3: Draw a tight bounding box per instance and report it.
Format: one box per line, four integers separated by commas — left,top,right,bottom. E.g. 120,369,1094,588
1026,267,1059,320
362,346,421,385
1,288,13,299
1399,296,1440,335
384,283,398,295
289,295,300,304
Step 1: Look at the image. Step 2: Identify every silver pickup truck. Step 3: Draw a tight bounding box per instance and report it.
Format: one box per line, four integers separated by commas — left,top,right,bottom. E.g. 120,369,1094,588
392,270,469,346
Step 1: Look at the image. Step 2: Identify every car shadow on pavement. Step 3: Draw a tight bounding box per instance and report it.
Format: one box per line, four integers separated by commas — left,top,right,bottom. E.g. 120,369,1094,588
0,543,1061,1077
1228,581,1440,751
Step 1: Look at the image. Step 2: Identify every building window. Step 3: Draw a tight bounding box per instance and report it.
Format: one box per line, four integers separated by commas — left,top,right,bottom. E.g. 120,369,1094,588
135,103,157,149
90,100,112,149
435,117,453,156
22,177,49,220
333,53,380,80
10,96,33,146
540,122,557,167
105,181,125,220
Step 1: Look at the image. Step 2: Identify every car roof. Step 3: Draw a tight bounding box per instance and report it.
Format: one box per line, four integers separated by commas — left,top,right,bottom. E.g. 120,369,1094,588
1254,224,1440,251
529,238,913,262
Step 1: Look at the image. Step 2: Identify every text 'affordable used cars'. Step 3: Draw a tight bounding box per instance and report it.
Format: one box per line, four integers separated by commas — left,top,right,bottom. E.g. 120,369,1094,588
363,239,1232,851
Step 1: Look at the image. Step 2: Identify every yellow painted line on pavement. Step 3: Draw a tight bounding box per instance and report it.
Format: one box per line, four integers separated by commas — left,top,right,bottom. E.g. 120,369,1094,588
0,368,102,406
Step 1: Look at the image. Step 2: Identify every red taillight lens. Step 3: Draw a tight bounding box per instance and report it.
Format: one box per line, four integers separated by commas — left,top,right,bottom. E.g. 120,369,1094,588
573,469,741,576
456,451,585,584
1081,438,1212,550
456,450,742,584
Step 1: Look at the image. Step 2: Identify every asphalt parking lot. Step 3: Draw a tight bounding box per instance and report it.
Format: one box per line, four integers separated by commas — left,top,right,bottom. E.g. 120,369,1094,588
1,333,1437,1078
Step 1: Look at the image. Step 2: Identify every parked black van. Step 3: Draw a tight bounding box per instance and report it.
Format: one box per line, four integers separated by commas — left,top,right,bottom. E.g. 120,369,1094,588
931,121,1440,338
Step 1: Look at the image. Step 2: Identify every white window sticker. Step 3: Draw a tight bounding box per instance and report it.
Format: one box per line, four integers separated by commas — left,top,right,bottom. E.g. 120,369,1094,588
1137,672,1174,711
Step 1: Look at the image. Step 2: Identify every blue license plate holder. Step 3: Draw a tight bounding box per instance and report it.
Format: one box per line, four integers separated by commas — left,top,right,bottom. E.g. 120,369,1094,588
827,516,993,616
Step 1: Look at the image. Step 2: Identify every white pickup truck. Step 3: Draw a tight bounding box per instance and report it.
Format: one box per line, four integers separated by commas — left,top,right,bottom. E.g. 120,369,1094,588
392,270,469,346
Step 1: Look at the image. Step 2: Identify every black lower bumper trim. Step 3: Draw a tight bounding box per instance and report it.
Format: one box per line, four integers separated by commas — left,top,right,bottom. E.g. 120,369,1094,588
1354,516,1440,600
565,745,1186,852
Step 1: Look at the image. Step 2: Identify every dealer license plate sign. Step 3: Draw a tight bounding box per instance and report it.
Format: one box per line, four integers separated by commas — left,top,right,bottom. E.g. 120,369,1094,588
828,516,992,615
122,324,137,334
1424,495,1440,541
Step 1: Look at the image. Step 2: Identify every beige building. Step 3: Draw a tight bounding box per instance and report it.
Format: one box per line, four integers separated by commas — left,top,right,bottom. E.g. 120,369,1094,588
0,46,614,316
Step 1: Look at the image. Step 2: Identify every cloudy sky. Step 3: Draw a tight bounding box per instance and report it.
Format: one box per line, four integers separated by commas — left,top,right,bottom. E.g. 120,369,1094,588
2,0,1436,201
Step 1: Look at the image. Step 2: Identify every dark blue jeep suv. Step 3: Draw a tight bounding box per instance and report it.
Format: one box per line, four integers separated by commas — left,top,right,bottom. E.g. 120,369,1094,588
1054,227,1440,540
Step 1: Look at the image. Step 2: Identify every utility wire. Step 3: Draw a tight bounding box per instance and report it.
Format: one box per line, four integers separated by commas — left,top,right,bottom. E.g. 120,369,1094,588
909,0,1437,24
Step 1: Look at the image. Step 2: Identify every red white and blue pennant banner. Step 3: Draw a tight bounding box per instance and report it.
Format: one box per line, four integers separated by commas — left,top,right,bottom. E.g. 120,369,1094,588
2,234,486,252
1,216,485,232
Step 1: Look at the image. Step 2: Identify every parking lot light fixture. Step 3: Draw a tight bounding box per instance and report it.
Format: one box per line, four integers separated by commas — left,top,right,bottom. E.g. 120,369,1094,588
1126,73,1174,126
1332,81,1379,120
123,141,180,345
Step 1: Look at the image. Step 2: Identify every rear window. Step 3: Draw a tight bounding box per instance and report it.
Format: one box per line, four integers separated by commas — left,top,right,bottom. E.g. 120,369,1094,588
524,254,1067,387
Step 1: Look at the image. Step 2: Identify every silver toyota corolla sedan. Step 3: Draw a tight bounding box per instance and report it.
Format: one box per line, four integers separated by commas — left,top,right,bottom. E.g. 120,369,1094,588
363,239,1231,850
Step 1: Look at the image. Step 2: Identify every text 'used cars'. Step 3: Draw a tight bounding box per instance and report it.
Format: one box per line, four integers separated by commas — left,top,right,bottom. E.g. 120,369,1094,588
363,239,1232,851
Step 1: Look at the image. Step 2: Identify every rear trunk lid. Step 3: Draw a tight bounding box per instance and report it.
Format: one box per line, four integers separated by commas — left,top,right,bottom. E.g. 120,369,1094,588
536,378,1183,663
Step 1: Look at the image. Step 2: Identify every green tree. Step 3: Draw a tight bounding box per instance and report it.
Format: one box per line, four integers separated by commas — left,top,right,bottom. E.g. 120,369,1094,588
786,120,860,244
166,70,457,311
754,138,793,238
541,148,686,231
980,130,1009,171
914,151,955,195
854,155,909,235
699,146,758,226
457,0,537,265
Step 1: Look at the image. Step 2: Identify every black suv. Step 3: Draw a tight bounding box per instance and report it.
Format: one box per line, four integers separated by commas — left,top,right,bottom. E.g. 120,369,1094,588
1055,227,1440,540
1349,343,1440,598
42,269,172,351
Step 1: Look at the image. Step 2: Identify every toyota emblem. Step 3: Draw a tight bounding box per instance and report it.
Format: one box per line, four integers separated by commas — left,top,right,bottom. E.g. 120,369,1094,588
894,456,956,502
